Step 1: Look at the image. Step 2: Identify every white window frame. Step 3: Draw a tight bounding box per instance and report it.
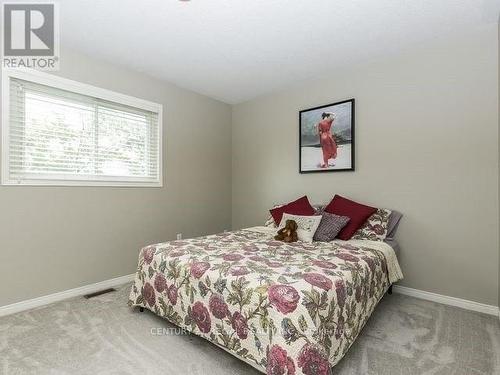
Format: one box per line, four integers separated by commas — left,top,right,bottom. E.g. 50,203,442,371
1,69,163,187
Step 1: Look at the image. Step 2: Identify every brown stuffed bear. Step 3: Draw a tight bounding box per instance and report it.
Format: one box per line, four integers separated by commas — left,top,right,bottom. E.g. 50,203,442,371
274,219,298,243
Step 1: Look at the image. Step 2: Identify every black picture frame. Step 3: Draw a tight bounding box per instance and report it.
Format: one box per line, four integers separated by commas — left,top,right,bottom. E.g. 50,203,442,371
299,98,355,173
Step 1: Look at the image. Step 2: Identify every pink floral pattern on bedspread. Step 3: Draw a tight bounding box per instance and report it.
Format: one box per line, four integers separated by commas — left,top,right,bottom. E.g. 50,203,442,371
129,229,390,374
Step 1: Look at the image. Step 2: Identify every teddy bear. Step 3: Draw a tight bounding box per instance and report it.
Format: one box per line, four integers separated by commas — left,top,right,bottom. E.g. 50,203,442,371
274,219,298,243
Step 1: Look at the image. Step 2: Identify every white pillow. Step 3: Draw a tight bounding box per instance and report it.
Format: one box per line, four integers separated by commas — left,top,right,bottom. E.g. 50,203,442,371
265,204,325,228
277,213,322,243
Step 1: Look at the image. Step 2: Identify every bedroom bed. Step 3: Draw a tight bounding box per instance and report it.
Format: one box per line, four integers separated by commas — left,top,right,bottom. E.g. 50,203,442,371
129,226,403,375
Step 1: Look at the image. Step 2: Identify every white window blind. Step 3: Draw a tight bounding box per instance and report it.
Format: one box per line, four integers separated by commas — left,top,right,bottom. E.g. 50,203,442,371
2,72,162,186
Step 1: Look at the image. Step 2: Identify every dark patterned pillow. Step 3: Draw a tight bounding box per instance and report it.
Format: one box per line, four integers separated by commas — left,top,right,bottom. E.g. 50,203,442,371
351,208,392,241
313,212,350,242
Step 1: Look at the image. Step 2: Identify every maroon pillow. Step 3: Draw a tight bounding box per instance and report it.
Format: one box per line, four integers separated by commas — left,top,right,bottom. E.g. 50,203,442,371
270,196,315,226
324,195,377,240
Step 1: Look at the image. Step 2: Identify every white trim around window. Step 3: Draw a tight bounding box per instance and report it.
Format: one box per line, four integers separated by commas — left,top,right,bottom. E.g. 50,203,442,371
1,69,163,187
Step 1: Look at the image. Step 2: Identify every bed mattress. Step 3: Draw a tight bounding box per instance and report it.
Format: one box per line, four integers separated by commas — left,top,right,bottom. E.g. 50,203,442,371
129,227,403,374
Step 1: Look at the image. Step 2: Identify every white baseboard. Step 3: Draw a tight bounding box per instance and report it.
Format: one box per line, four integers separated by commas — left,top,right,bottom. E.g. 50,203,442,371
393,285,499,318
0,273,135,318
1,276,498,320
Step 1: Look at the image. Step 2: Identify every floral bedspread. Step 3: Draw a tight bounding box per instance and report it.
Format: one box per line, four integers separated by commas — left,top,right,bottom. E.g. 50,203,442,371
129,228,399,375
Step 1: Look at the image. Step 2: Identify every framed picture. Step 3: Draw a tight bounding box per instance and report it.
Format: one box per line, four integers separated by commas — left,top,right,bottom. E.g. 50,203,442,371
299,98,355,173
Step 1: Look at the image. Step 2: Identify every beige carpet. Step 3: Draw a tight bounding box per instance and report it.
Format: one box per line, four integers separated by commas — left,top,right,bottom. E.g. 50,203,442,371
1,284,499,375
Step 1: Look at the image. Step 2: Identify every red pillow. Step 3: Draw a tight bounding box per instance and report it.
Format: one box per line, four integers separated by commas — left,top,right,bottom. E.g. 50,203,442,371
270,196,315,226
324,195,377,240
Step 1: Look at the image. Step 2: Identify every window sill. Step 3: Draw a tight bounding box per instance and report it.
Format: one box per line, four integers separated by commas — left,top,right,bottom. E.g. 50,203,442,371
1,179,163,188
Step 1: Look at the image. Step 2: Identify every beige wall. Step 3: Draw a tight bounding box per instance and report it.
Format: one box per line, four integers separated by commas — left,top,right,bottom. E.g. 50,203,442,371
232,25,499,306
0,49,232,306
1,26,498,308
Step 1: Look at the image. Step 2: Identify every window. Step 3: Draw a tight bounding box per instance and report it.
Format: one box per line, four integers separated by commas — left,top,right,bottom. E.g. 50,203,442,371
1,70,162,186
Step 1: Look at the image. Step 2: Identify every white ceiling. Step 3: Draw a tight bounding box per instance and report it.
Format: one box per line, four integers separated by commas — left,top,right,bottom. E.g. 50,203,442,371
57,0,499,104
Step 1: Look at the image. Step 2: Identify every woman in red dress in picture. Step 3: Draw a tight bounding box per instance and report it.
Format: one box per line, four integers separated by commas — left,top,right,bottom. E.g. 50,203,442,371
317,112,337,168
